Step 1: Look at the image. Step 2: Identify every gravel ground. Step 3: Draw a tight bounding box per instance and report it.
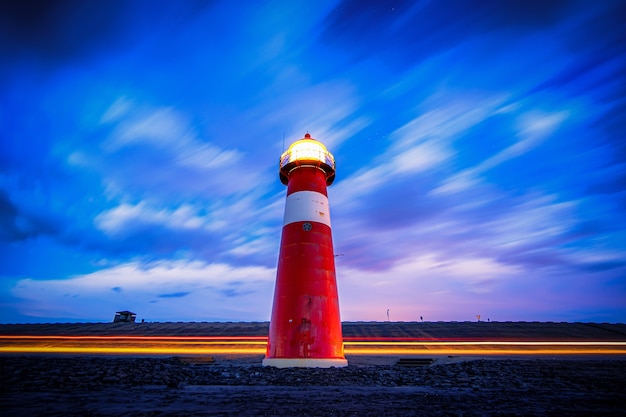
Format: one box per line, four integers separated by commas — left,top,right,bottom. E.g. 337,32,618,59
1,356,625,416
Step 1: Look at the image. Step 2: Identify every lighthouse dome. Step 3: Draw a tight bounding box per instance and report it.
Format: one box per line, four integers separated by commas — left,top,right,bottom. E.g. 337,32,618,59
279,133,335,185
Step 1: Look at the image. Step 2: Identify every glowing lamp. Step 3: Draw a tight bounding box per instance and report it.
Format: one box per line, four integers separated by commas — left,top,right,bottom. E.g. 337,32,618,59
279,133,335,185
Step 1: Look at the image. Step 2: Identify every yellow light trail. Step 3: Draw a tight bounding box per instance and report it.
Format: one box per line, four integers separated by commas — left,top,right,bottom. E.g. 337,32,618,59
0,346,265,355
0,335,266,341
1,336,625,356
343,341,626,346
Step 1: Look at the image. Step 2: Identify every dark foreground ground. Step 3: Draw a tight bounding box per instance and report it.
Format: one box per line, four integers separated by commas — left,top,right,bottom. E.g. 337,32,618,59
2,355,625,416
2,322,625,416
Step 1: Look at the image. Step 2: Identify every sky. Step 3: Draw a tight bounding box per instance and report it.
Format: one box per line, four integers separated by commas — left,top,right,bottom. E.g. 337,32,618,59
1,0,625,324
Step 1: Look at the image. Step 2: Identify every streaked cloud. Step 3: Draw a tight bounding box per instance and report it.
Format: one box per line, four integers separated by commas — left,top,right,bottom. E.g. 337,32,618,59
1,0,624,323
95,202,224,237
11,261,275,322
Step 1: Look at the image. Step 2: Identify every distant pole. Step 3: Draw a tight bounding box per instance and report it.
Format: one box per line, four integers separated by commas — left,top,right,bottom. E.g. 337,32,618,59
387,309,390,322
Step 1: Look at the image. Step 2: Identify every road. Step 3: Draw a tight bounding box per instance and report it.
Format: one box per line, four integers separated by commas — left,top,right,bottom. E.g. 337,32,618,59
2,335,625,356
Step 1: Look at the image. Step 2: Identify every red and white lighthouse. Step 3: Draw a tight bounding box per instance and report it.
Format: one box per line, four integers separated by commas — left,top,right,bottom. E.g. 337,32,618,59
263,133,347,368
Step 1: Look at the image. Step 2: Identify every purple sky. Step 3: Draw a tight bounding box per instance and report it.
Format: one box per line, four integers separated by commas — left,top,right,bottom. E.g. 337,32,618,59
1,0,625,323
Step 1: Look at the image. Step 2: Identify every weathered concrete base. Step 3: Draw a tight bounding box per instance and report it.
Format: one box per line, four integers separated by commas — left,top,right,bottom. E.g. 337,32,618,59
262,357,348,368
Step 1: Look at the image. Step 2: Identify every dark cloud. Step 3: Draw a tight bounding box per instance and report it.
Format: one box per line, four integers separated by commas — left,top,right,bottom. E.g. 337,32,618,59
0,0,127,64
579,260,626,273
157,292,191,298
334,240,397,272
527,3,626,105
593,101,626,169
217,281,256,298
563,221,607,240
322,0,574,70
218,288,255,298
0,190,58,242
528,51,624,99
359,178,440,230
0,0,214,66
586,174,626,197
497,248,570,270
73,226,229,265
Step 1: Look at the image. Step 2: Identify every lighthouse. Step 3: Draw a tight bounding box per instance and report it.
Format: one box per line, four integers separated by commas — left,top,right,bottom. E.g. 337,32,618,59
263,133,347,368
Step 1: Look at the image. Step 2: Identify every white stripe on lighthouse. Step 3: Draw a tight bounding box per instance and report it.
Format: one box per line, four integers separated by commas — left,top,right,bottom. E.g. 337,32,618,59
283,191,331,228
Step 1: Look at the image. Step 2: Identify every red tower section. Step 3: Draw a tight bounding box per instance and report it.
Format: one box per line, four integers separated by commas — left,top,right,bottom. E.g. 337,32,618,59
263,133,347,368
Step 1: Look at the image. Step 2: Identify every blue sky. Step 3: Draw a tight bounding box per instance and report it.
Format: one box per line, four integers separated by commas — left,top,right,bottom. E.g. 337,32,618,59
1,0,625,323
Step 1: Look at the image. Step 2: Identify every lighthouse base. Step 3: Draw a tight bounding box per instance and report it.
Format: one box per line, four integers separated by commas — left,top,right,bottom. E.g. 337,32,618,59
262,357,348,368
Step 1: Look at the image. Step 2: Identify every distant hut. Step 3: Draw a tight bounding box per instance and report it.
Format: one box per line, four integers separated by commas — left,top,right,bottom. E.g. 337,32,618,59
113,310,137,323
